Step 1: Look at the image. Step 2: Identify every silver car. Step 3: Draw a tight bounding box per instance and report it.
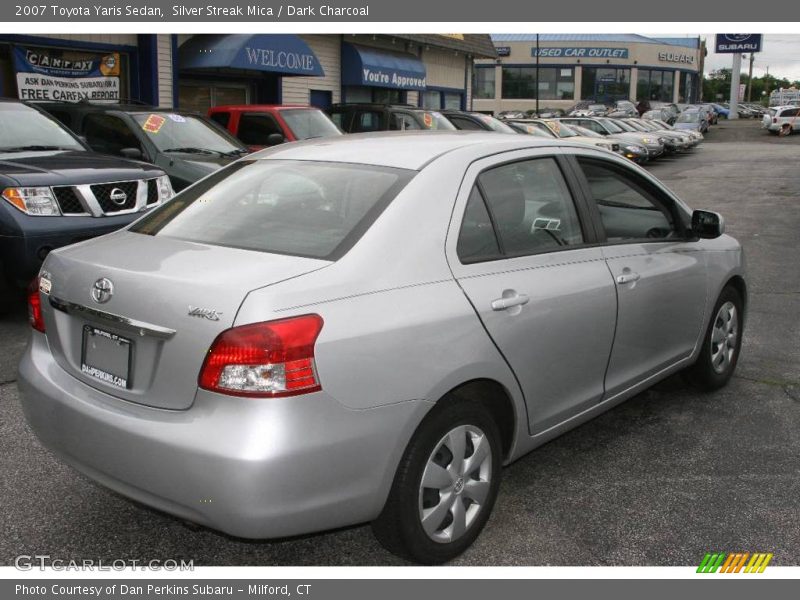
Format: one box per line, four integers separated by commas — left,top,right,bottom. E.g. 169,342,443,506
19,132,746,564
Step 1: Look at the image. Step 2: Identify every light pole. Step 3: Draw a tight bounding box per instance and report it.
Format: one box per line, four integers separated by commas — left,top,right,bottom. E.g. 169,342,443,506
747,53,754,102
535,33,540,116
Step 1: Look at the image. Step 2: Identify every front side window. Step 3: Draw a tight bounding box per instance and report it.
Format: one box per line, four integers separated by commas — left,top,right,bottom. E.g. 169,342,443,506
390,113,421,131
477,158,584,257
237,114,283,145
577,158,677,241
83,114,142,155
131,160,415,260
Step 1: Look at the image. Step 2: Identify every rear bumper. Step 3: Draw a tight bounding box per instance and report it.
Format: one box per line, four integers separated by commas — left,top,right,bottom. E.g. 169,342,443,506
0,211,143,284
18,333,431,538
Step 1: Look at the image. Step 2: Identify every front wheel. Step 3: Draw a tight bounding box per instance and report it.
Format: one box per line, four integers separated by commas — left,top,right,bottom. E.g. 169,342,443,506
372,399,502,564
686,285,743,390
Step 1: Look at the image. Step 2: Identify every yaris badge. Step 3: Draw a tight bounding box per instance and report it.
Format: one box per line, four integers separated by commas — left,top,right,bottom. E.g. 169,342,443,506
188,306,222,321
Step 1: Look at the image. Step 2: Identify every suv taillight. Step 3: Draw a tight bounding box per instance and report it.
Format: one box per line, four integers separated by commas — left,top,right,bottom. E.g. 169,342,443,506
773,117,778,123
27,278,45,333
199,315,323,397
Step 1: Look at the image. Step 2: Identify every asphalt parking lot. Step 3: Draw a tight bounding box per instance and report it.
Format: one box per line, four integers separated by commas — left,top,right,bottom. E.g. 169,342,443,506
1,119,798,566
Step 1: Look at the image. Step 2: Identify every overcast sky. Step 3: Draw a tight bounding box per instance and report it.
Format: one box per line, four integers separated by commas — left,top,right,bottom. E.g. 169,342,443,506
698,34,800,81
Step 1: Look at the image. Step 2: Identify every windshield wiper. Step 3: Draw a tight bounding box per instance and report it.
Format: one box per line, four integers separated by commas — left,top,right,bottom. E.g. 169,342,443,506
163,147,222,155
220,148,249,158
0,145,75,152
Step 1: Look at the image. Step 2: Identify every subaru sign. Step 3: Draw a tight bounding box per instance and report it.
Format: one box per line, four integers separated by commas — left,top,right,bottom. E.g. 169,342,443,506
715,34,763,53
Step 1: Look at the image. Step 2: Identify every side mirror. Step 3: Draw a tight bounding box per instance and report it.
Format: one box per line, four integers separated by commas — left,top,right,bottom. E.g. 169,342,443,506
266,133,285,146
119,147,143,160
692,209,725,239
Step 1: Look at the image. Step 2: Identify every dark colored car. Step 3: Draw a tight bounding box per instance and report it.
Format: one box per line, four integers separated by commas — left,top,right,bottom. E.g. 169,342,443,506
0,99,170,311
208,104,342,150
38,102,249,191
328,103,456,133
440,110,517,133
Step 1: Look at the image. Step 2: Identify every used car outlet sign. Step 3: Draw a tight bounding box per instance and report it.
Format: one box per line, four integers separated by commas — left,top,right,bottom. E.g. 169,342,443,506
532,47,630,59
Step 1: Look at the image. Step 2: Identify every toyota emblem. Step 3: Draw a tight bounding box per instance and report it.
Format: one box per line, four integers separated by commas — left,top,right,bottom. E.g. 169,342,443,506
91,278,114,304
109,187,128,206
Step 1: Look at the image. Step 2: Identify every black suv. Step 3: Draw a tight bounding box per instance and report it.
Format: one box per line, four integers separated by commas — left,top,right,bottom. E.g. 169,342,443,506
439,110,517,133
37,102,249,191
328,103,456,133
0,99,169,311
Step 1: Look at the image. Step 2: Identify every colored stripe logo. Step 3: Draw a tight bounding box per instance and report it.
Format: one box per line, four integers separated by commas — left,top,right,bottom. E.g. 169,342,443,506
697,552,773,573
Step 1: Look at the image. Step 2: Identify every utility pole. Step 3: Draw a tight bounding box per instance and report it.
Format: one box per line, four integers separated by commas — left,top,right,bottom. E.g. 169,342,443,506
729,52,742,119
747,53,754,102
765,65,770,104
535,33,540,116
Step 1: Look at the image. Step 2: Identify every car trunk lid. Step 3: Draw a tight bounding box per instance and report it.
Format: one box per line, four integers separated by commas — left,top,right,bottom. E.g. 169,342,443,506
40,230,330,410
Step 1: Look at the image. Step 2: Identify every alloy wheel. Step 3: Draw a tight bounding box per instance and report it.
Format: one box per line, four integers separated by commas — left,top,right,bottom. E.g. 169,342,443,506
711,301,738,374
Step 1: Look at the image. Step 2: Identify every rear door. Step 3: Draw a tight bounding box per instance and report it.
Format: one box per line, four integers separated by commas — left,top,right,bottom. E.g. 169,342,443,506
571,154,707,397
447,148,617,434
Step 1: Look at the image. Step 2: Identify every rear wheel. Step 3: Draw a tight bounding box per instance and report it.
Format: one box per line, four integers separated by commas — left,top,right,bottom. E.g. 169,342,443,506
686,285,743,390
372,399,502,564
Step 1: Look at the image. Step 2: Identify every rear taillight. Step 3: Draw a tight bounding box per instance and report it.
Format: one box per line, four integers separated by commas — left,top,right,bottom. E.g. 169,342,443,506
27,278,45,333
773,118,778,123
199,314,324,397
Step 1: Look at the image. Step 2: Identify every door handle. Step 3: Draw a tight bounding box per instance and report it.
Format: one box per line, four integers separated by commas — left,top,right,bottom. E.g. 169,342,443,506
491,293,530,311
616,272,641,285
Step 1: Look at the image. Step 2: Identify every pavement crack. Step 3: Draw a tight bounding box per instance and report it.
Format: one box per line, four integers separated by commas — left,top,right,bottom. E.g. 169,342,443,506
784,385,800,403
0,378,17,386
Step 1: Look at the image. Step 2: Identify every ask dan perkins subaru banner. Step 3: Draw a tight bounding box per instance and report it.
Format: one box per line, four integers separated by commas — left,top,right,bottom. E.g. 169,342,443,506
13,47,121,102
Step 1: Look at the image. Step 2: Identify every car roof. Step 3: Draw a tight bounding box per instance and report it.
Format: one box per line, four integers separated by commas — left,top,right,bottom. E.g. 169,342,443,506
250,131,563,170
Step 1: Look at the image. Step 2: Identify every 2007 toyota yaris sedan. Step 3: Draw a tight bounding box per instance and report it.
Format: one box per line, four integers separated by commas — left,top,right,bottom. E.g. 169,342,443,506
19,132,746,564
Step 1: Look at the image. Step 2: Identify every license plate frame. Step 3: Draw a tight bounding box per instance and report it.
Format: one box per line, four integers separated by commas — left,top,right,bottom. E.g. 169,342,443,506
80,325,133,390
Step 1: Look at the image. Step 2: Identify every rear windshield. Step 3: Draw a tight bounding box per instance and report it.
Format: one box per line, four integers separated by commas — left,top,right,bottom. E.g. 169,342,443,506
131,160,415,260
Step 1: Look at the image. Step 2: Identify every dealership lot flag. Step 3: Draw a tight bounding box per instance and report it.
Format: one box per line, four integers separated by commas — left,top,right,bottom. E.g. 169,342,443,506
13,47,121,103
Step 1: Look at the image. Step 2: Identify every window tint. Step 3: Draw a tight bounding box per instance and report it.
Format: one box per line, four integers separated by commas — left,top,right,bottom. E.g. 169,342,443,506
131,160,415,260
457,186,501,262
478,158,584,256
780,107,799,118
390,113,421,131
238,114,283,145
353,111,382,132
83,114,142,156
578,159,676,241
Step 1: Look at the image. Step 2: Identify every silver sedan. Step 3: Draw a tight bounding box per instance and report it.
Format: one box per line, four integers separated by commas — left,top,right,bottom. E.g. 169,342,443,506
19,132,746,564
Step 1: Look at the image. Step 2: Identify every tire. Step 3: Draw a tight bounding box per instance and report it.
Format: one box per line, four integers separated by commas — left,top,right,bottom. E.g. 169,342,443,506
686,285,743,391
372,398,502,564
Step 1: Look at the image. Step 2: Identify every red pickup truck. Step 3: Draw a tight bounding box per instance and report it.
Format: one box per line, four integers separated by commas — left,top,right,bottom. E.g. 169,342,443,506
207,105,342,150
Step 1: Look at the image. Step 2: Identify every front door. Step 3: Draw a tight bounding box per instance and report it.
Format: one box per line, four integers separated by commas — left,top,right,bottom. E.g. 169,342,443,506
573,156,707,397
447,150,617,434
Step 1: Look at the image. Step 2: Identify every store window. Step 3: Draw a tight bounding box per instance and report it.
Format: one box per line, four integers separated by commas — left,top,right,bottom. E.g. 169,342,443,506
581,68,630,102
420,90,464,110
500,67,574,101
501,67,537,99
178,81,249,114
678,72,697,103
343,86,405,104
473,67,495,99
443,92,463,109
421,90,440,109
636,69,676,103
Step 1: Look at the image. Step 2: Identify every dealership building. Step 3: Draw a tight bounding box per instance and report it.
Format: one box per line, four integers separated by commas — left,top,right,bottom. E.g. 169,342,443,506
472,34,705,114
0,33,496,112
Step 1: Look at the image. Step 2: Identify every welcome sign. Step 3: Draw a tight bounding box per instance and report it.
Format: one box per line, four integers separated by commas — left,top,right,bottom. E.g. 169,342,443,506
13,47,121,102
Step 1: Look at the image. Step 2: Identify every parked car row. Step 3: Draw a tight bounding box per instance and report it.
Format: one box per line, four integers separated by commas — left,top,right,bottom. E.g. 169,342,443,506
0,97,710,311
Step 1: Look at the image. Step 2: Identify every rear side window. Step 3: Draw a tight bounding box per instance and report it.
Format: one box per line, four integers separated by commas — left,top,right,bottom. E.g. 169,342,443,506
131,160,415,260
780,108,799,118
457,187,501,262
448,116,483,130
352,111,382,132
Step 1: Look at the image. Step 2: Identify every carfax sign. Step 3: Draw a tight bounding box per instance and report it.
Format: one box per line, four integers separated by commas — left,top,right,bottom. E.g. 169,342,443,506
13,47,121,102
715,34,763,53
